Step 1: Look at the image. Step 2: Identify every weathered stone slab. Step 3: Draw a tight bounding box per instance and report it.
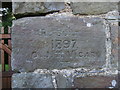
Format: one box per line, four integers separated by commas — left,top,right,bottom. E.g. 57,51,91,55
12,2,65,15
55,74,73,88
12,73,54,88
110,23,118,69
70,2,118,15
105,11,119,70
73,75,118,88
12,16,106,72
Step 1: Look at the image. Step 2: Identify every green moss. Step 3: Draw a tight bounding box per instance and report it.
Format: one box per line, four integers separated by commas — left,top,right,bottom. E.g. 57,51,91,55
0,64,10,71
5,64,9,71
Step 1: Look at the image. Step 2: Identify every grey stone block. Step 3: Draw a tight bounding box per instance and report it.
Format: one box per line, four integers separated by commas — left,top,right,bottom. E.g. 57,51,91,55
12,2,65,15
55,74,73,88
12,16,106,72
12,73,54,88
110,22,118,69
70,2,118,15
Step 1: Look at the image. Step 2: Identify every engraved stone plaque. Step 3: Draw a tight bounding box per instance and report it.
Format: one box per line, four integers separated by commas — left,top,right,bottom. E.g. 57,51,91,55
12,16,106,72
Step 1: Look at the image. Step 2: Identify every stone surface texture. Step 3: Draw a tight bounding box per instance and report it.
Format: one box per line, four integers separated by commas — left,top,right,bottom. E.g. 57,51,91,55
12,2,65,15
73,75,118,88
70,2,118,15
12,16,106,72
55,74,73,88
105,10,119,70
12,73,54,88
110,21,118,69
11,2,119,89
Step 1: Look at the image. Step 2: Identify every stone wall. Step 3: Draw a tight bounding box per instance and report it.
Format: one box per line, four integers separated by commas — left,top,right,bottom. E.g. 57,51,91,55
12,2,119,88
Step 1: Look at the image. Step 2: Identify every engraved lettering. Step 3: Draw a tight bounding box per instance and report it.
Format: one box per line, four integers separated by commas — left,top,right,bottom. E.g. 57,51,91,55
51,39,77,50
71,40,76,48
63,40,70,48
79,52,84,57
55,40,62,50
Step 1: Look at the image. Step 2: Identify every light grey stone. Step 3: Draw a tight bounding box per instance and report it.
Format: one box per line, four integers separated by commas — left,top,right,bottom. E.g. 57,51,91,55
12,73,54,88
70,2,118,15
12,2,65,15
55,74,73,88
44,2,65,11
12,16,106,72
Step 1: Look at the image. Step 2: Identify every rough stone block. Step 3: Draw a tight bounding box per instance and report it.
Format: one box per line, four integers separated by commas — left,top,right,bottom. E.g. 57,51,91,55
110,23,118,69
73,75,118,88
12,16,106,72
105,11,119,70
12,2,65,15
70,2,118,15
12,73,54,88
55,74,73,88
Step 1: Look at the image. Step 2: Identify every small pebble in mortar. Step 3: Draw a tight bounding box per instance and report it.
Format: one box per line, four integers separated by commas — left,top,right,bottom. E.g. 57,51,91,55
111,80,117,87
87,23,92,27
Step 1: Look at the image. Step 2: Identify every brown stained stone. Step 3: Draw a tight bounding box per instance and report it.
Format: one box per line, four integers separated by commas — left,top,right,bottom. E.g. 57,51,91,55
73,75,118,88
